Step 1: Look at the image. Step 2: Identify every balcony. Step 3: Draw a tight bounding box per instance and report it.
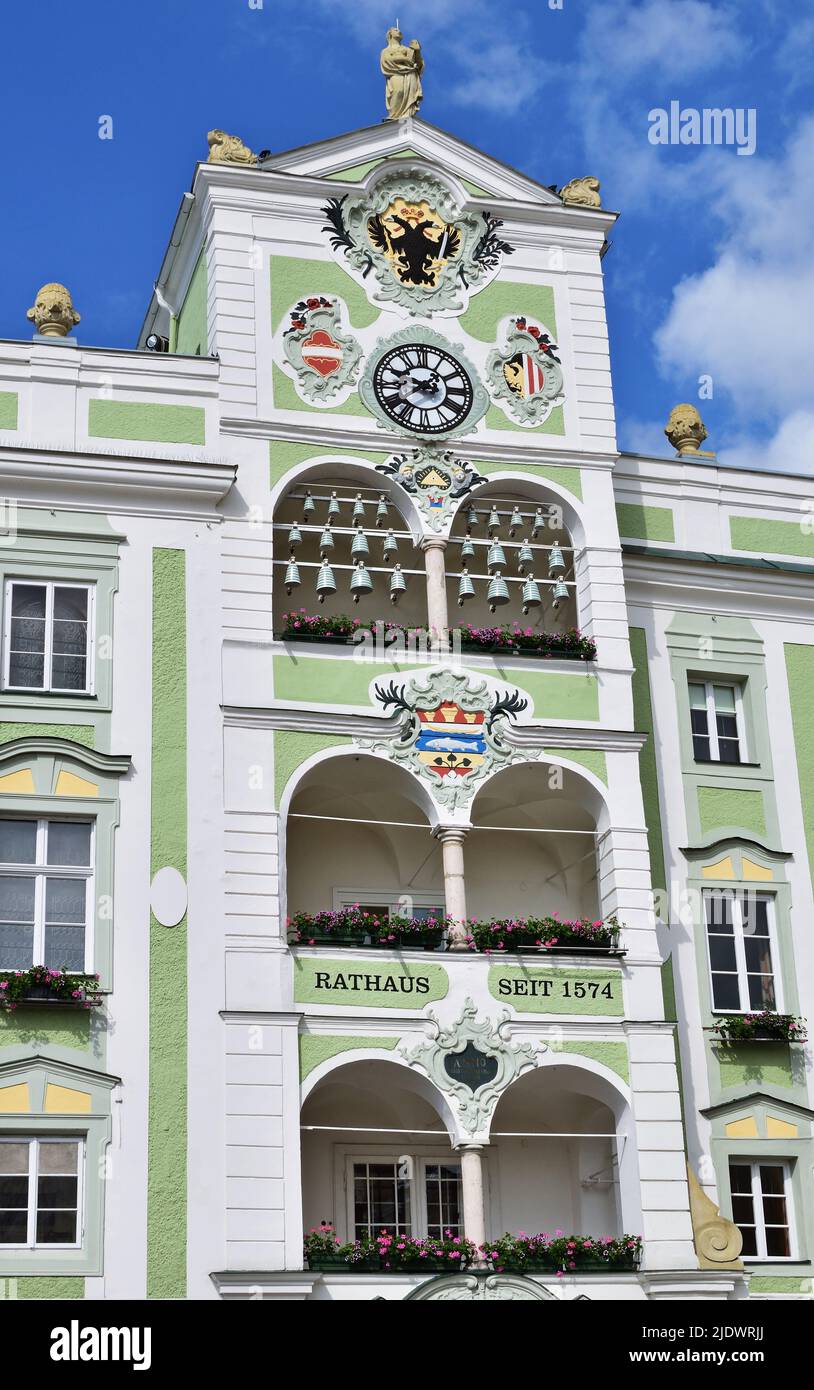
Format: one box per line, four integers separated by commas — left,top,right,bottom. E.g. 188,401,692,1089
288,908,623,956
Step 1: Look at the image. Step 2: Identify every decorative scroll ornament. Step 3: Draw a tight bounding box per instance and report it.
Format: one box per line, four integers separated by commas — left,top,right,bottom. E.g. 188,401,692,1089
487,317,565,426
559,176,602,208
206,129,258,165
401,997,540,1136
406,1274,556,1301
376,446,486,533
358,669,529,811
321,169,513,315
686,1165,744,1270
281,296,362,403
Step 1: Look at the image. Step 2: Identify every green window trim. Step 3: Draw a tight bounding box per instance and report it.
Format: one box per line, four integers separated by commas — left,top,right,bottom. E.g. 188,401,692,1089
0,1057,117,1278
0,525,119,720
0,738,130,989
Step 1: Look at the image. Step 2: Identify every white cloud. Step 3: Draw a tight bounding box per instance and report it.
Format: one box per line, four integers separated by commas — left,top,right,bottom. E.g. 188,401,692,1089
718,412,814,475
616,416,672,458
579,0,746,80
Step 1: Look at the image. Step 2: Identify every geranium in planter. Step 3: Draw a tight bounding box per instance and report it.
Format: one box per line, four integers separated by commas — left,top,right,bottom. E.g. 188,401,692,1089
366,1228,477,1272
468,915,621,954
288,908,448,950
303,1223,347,1269
712,1012,807,1044
0,966,101,1013
482,1231,642,1274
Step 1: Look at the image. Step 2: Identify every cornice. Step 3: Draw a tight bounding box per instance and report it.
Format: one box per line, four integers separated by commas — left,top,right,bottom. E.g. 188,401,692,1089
0,442,235,519
623,554,814,618
0,738,132,777
220,417,619,470
222,703,642,753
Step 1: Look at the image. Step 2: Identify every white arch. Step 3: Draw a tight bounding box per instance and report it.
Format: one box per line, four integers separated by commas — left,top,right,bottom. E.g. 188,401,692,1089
301,1050,460,1141
270,454,423,545
470,753,611,836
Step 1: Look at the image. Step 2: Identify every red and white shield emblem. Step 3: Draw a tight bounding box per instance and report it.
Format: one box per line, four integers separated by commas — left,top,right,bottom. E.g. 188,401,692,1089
520,353,547,397
301,329,343,378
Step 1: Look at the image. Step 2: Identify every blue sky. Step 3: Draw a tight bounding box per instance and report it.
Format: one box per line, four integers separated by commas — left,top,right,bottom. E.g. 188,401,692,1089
1,0,811,469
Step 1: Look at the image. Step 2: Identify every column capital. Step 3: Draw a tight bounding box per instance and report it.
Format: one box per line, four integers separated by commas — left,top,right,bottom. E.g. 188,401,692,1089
420,535,448,552
434,825,471,845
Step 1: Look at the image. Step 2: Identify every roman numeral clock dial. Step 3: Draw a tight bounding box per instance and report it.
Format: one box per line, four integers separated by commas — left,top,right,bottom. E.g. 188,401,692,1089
360,332,489,440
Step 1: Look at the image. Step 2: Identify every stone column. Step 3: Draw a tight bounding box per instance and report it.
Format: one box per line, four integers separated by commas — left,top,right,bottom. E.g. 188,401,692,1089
436,827,469,950
422,537,448,641
459,1144,487,1250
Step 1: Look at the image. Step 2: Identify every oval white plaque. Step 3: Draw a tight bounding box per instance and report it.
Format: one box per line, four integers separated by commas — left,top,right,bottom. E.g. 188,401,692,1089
150,866,188,927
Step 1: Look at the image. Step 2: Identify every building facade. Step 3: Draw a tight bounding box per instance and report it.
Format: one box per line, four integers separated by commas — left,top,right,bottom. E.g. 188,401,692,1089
0,113,811,1303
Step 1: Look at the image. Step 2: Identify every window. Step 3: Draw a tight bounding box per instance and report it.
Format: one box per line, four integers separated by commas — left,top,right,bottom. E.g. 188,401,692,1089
729,1161,793,1259
334,891,444,924
689,680,744,763
704,891,778,1012
0,1138,83,1248
347,1155,462,1243
0,819,93,971
3,581,94,693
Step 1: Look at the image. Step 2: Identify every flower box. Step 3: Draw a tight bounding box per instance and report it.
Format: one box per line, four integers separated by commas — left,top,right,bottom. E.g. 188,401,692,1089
288,909,448,951
469,916,621,955
304,1227,476,1272
482,1232,642,1274
712,1012,807,1044
0,967,102,1013
279,613,597,663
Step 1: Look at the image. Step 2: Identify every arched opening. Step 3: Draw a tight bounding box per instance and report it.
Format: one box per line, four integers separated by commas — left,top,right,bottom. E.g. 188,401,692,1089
272,462,427,633
466,761,603,926
285,753,444,932
446,479,581,636
486,1064,627,1239
301,1059,458,1242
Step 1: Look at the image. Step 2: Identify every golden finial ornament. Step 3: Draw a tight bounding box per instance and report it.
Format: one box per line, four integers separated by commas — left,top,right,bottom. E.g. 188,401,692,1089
665,403,709,455
26,283,81,338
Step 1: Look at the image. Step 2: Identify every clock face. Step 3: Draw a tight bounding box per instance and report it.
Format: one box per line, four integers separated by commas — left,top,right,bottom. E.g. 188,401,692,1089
372,343,475,435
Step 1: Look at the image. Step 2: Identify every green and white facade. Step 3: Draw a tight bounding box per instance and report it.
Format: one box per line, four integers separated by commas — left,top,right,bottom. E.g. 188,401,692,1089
0,115,811,1302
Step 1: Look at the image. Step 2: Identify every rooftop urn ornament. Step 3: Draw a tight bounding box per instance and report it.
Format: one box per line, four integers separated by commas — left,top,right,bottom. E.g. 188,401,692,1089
488,571,510,611
27,283,80,338
665,402,709,455
560,176,602,208
315,560,337,602
351,560,373,601
521,574,541,613
381,26,424,121
390,563,406,603
206,130,258,165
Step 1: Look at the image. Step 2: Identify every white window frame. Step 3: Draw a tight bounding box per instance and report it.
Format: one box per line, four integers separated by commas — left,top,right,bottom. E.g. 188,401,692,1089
729,1158,795,1262
689,678,746,762
333,888,446,920
339,1149,464,1244
704,890,781,1015
0,1136,84,1250
2,579,96,695
0,817,95,973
